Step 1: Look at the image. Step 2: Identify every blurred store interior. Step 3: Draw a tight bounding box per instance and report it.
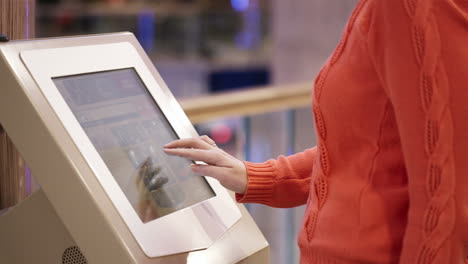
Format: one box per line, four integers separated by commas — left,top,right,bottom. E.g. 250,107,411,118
1,0,359,263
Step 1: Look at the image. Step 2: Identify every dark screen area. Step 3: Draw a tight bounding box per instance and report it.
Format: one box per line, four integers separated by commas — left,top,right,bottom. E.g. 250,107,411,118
53,68,215,223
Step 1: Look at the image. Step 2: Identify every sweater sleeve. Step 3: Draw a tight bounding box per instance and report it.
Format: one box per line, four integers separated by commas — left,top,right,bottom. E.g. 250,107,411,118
236,147,317,208
367,1,467,263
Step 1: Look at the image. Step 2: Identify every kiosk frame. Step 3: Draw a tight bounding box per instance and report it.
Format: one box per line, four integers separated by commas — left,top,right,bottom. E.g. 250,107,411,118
0,33,269,264
20,40,240,258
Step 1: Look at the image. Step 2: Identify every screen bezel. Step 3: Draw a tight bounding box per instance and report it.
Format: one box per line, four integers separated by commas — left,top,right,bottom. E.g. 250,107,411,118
20,42,241,257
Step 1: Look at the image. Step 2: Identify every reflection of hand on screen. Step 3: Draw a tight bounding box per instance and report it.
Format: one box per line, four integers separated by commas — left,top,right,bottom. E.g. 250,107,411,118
135,157,167,222
139,158,168,191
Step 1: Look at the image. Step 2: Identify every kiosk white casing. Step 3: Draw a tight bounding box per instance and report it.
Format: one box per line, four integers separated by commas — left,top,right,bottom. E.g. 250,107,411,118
0,33,269,264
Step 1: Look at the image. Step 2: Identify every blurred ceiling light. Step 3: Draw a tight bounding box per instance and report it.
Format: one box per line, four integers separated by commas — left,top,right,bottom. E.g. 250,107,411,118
231,0,250,12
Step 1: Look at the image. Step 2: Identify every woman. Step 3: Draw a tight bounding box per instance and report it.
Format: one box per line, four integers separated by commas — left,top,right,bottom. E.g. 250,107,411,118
164,0,467,263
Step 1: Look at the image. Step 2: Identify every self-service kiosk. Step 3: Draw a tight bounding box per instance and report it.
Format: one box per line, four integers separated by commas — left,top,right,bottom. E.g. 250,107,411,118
0,33,269,264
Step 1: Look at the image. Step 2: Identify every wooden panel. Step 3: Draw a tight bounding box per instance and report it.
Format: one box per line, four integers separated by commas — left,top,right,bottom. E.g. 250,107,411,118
0,0,35,40
0,132,27,209
0,0,35,209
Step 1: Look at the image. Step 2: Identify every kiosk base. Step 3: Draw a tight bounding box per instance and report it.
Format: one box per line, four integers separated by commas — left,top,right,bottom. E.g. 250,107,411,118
0,189,269,264
0,190,77,263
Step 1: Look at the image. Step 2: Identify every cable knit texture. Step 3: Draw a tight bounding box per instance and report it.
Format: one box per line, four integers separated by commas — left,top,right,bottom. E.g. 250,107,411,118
402,1,455,263
237,0,467,263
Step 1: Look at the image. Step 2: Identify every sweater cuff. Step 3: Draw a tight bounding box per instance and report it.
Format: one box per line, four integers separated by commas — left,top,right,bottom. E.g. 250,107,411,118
235,160,276,204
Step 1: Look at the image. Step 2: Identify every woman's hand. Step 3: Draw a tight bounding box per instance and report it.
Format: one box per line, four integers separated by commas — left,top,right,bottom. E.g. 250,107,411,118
164,135,248,194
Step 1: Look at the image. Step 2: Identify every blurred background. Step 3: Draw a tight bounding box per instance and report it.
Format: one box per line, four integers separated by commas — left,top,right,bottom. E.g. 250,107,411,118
2,0,359,263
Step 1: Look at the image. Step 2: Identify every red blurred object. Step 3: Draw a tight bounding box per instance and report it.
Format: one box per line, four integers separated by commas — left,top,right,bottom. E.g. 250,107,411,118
210,123,232,144
57,11,73,26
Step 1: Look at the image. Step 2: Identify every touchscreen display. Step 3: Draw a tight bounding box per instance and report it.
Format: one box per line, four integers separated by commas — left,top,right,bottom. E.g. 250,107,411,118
53,68,215,223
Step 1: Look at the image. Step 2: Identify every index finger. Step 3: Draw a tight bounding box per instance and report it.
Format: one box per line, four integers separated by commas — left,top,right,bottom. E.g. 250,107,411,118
164,138,212,150
164,148,226,167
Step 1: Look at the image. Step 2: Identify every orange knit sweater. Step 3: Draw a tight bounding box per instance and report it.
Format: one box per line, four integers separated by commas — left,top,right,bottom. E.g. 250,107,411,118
236,0,467,263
